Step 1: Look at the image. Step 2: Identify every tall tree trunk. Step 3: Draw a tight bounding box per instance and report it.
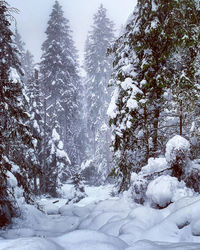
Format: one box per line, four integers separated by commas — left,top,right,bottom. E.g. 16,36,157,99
144,104,149,162
40,94,47,194
179,100,183,136
152,107,160,157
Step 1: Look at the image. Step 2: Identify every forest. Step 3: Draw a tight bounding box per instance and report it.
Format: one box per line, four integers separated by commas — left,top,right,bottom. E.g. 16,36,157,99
0,0,200,249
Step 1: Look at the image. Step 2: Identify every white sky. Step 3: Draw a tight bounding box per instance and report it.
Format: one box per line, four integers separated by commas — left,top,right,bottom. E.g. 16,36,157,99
7,0,137,63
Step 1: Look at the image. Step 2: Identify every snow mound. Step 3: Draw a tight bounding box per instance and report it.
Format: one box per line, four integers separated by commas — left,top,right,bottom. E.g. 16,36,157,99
54,229,128,250
59,204,76,216
12,204,80,237
87,212,123,230
0,237,62,250
100,218,129,237
142,197,200,242
59,204,91,218
44,204,60,215
165,135,190,164
146,175,193,207
73,206,90,217
141,157,168,175
126,240,200,250
94,198,133,213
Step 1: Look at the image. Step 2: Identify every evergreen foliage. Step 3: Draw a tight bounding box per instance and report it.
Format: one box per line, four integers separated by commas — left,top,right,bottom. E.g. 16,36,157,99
108,0,200,193
40,0,81,195
14,27,42,195
26,69,43,194
84,4,115,184
14,27,35,84
0,1,35,226
40,0,80,160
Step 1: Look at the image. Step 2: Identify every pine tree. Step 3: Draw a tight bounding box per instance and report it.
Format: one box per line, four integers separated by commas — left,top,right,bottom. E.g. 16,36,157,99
84,4,115,183
14,27,25,69
40,0,81,193
40,0,80,158
14,25,42,195
0,1,35,226
108,0,200,193
26,69,43,194
23,50,35,83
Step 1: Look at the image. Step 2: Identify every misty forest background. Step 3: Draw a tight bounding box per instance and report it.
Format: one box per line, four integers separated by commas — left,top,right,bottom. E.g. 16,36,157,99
0,0,200,228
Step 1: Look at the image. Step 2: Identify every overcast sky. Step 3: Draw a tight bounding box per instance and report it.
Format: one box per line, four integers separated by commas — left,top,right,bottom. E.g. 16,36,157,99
7,0,137,63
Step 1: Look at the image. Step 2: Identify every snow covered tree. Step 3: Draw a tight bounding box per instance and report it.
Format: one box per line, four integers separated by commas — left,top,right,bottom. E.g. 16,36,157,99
14,28,41,193
15,31,41,194
65,171,87,204
26,69,44,194
108,0,200,193
45,117,71,197
23,50,35,83
159,2,200,153
0,1,35,226
40,0,81,170
84,5,115,183
14,27,25,72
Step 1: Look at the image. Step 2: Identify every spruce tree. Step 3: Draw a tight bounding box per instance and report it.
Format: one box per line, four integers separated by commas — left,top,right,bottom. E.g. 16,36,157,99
40,0,81,194
0,1,35,226
84,4,115,183
108,0,200,192
14,27,25,69
23,50,35,83
27,69,43,194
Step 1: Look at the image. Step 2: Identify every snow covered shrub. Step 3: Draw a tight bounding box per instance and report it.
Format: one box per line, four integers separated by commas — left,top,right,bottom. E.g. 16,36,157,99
65,172,87,205
0,176,16,227
165,135,190,180
0,168,23,227
146,175,193,208
128,158,171,204
183,160,200,193
129,173,148,204
164,136,200,193
81,160,101,186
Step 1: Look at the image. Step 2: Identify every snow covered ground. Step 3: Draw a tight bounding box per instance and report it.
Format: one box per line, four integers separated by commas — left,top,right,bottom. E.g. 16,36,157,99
1,184,200,249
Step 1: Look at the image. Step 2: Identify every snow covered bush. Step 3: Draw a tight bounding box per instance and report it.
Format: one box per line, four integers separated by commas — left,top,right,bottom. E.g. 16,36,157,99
65,173,87,205
146,175,193,208
130,173,148,204
183,160,200,193
0,164,26,227
165,135,190,180
128,158,171,204
164,135,200,192
81,160,104,186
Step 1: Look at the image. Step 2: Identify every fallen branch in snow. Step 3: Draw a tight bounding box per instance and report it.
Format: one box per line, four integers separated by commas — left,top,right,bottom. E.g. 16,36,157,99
52,200,59,204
